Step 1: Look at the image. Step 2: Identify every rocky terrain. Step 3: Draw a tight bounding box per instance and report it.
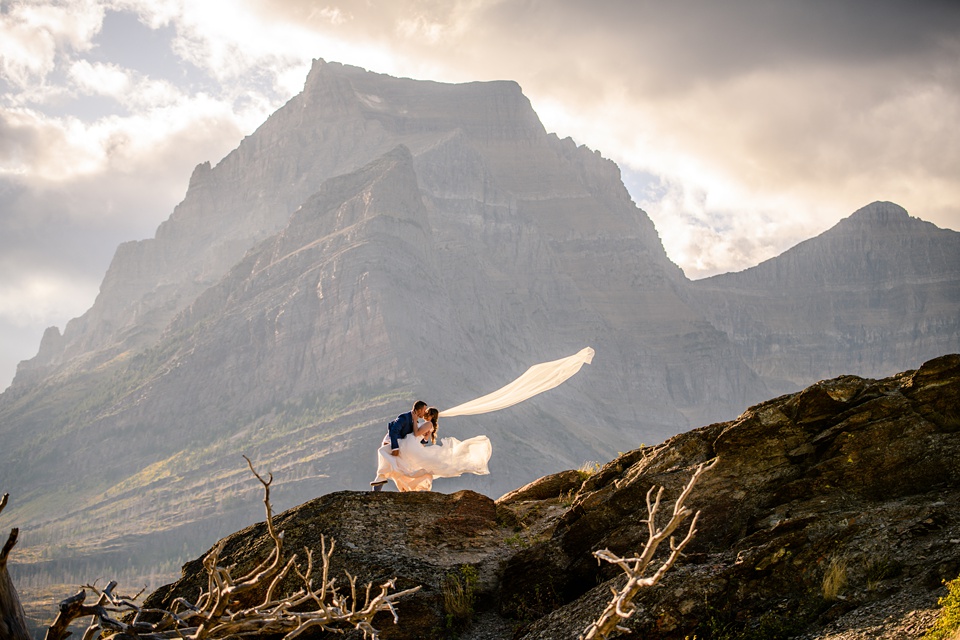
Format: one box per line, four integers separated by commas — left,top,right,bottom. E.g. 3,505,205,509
135,353,960,639
1,59,958,596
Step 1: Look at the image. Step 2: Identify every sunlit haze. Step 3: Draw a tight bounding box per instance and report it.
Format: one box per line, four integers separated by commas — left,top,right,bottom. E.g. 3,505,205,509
2,0,959,389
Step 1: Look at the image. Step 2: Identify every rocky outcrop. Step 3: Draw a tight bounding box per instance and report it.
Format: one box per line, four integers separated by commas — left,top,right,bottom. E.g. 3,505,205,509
144,354,960,639
143,489,505,639
509,352,960,639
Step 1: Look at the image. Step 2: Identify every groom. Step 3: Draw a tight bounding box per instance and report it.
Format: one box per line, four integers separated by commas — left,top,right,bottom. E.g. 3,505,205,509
371,400,428,491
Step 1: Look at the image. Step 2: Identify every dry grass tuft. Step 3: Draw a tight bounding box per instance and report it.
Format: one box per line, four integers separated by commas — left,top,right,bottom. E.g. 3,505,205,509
822,557,848,601
576,461,601,481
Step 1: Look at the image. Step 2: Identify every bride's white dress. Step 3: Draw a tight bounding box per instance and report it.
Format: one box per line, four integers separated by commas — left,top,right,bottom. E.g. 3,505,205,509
372,347,594,492
375,432,492,492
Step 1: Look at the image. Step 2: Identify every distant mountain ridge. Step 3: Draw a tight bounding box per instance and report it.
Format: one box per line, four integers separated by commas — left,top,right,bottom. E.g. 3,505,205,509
1,60,958,591
689,201,960,390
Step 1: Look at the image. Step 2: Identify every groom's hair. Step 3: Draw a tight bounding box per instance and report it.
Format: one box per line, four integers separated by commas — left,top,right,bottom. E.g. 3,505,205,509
413,400,428,412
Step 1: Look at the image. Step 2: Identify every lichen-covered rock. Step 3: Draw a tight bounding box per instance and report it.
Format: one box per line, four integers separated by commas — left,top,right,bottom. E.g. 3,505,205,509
496,470,585,505
510,354,960,639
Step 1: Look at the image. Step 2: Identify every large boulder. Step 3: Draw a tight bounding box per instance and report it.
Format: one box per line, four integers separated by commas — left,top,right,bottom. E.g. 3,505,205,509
509,354,960,639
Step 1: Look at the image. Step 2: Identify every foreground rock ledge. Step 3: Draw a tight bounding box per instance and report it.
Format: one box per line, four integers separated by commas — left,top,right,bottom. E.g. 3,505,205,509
143,489,504,638
146,354,960,639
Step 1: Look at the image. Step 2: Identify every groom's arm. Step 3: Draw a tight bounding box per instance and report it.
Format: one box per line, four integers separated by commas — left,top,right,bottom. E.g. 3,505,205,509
388,413,410,451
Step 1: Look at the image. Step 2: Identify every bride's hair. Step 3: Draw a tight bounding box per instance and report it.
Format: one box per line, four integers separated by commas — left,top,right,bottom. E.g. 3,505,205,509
425,407,439,444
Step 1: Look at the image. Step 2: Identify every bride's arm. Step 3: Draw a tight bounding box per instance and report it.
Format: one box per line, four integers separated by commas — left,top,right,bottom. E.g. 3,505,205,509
414,421,435,440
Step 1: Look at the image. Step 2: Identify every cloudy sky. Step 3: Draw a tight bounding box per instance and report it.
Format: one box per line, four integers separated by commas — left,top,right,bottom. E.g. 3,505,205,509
1,0,959,390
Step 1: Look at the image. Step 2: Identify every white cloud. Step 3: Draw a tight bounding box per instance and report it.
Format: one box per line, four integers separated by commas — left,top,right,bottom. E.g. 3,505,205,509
0,0,104,87
1,84,265,184
0,262,102,389
311,6,349,26
0,270,98,328
634,177,829,279
507,22,960,277
0,38,275,379
110,0,182,29
396,16,448,44
0,108,104,179
68,59,132,96
163,1,318,84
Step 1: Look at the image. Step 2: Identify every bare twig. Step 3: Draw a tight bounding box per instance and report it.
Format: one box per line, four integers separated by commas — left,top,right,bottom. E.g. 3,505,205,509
45,458,420,639
1,527,17,567
580,458,717,640
1,492,18,567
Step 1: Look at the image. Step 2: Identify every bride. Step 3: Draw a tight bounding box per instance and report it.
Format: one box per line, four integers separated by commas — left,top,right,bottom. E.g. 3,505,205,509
374,407,492,492
372,347,595,492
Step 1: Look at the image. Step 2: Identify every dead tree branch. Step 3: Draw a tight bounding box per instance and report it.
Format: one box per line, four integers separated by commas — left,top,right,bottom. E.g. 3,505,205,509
580,458,718,640
45,458,420,640
1,492,32,640
1,493,14,566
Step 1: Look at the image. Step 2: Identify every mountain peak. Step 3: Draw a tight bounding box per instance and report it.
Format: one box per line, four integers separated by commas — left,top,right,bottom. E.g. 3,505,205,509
845,200,911,225
831,201,951,243
850,200,908,218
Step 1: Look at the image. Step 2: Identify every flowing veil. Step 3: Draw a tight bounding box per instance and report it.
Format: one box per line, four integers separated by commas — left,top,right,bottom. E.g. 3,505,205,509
439,347,595,418
376,347,594,491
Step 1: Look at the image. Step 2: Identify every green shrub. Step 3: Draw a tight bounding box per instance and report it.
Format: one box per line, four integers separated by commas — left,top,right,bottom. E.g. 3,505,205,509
443,565,479,632
923,576,960,640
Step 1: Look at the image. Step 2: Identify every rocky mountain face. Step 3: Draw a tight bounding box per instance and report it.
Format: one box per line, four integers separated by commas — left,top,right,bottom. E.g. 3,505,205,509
6,59,764,443
688,201,960,393
16,59,736,432
140,354,960,640
0,60,958,597
0,59,764,575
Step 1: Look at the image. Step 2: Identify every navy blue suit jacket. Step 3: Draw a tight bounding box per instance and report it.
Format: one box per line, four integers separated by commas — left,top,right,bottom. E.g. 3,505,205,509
388,411,416,450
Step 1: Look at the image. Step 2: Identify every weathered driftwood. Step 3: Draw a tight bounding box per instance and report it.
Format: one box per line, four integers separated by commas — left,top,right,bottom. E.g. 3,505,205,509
581,458,717,640
1,492,32,640
45,457,420,639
